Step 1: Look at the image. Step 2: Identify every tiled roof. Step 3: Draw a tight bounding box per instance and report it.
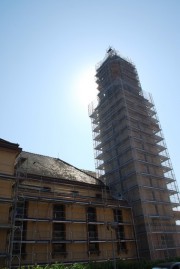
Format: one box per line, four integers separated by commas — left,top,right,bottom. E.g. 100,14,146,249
17,151,103,186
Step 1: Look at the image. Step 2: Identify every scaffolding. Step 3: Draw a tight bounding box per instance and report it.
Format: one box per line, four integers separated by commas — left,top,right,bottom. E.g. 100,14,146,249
0,153,138,268
0,173,13,268
88,49,180,260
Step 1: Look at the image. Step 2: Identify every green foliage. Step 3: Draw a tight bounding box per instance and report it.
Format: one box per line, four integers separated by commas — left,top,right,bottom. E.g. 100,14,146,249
19,263,88,269
70,263,87,269
2,258,179,269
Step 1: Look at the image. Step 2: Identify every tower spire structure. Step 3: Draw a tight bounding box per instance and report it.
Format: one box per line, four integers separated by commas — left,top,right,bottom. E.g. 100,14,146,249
89,49,180,260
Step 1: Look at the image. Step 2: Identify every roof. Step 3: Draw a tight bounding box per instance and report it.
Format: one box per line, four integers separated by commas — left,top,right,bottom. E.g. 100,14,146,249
81,169,96,178
17,151,103,186
96,48,134,73
0,138,22,152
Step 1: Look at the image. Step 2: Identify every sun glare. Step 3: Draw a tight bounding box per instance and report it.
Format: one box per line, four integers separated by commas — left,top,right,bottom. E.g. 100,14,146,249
75,67,97,108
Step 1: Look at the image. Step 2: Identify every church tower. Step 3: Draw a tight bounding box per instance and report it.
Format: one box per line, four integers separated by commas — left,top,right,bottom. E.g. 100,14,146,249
89,48,180,259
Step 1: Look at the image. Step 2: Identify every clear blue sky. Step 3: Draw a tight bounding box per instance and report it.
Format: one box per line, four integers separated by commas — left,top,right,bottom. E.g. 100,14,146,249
0,0,180,187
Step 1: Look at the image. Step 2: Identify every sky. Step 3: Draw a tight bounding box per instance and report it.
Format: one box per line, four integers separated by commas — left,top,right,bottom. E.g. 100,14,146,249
0,0,180,187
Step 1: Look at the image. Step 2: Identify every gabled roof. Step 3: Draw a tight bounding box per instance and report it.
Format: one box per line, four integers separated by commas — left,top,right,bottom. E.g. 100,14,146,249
0,138,22,152
17,151,103,186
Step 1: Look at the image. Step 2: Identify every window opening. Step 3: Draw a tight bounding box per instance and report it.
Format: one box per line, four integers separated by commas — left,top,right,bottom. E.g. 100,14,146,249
53,204,65,220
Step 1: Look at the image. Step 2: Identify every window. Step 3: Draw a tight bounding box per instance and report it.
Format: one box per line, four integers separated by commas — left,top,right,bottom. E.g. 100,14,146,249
42,186,51,192
87,207,96,222
161,235,166,247
16,201,27,218
12,242,21,254
117,226,125,239
96,193,102,199
52,243,66,257
88,224,98,240
117,242,127,253
114,209,123,223
89,243,100,255
53,223,65,240
53,204,65,220
12,241,26,258
71,191,79,197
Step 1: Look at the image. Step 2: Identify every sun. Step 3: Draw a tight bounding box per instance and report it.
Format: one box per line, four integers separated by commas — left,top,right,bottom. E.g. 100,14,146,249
74,66,97,108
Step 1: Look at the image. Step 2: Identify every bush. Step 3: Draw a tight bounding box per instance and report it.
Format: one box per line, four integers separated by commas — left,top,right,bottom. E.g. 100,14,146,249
3,258,180,269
